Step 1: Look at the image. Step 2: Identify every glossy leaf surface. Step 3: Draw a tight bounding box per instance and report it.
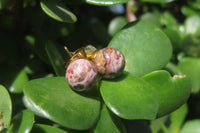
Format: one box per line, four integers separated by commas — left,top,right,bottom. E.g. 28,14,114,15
109,20,172,77
9,69,29,93
100,73,159,120
178,57,200,93
0,85,12,128
45,41,65,76
86,0,130,6
94,104,126,133
7,110,34,133
40,0,77,23
31,124,69,133
143,70,191,117
23,77,101,130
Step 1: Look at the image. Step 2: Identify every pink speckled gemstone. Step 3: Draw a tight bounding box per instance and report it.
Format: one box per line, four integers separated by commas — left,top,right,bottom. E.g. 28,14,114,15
66,58,99,91
94,47,125,79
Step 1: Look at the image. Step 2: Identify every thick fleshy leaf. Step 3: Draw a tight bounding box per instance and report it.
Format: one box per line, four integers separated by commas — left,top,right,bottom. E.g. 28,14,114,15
108,20,172,77
100,73,159,120
180,120,200,133
31,124,69,133
178,57,200,93
108,16,127,36
94,104,126,133
7,110,34,133
45,41,65,76
0,85,12,128
169,104,188,133
23,77,101,130
86,0,130,6
9,69,29,93
143,70,191,117
40,0,77,23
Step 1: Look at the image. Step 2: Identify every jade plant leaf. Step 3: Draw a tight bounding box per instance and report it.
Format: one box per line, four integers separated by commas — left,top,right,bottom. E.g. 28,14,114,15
45,41,65,76
0,85,12,128
142,70,191,117
180,119,200,133
94,104,126,133
23,77,101,130
108,20,172,77
100,73,159,120
7,109,34,133
9,69,29,93
86,0,130,6
31,124,69,133
178,57,200,93
40,0,77,23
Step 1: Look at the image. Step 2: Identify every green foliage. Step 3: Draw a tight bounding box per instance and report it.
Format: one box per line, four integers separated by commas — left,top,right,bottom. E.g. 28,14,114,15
0,0,199,132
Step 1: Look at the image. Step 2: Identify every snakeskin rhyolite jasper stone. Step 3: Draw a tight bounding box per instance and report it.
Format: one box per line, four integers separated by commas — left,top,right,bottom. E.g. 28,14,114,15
94,47,125,79
66,58,99,91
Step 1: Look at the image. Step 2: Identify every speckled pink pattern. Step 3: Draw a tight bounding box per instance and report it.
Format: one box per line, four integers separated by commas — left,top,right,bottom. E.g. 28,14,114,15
94,47,125,79
66,58,99,91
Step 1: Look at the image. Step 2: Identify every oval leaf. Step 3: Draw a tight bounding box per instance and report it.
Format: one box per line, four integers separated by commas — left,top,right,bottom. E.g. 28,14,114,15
9,69,29,93
143,70,191,117
94,104,126,133
86,0,130,6
40,0,77,23
0,85,12,128
23,77,101,130
100,73,159,120
7,110,34,133
31,124,69,133
108,20,172,77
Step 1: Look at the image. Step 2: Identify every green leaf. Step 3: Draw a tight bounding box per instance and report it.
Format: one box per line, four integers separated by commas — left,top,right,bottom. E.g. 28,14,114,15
181,6,200,17
184,15,200,37
178,57,200,93
143,70,191,117
31,124,69,133
94,104,126,133
23,77,101,130
140,0,175,4
100,73,159,120
7,110,34,133
86,0,130,6
40,0,77,23
180,119,200,133
108,20,172,77
45,41,65,76
169,104,188,133
9,69,29,93
140,12,161,27
0,85,12,128
108,16,127,36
